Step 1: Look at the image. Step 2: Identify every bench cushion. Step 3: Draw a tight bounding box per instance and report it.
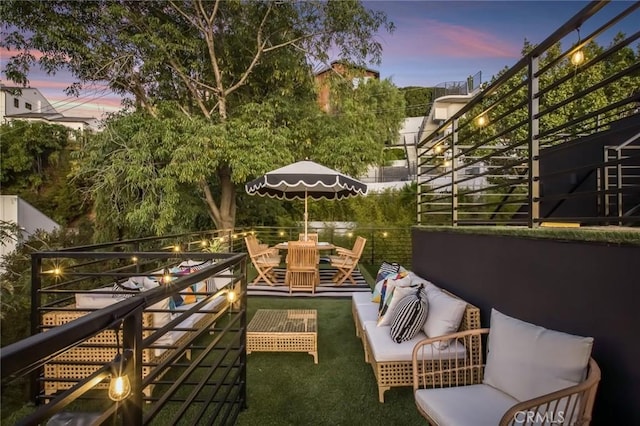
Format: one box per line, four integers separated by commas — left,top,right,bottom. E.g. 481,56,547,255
415,384,517,426
483,309,593,402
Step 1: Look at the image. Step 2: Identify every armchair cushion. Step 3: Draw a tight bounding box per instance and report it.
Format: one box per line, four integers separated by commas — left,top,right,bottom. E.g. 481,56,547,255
483,309,593,402
415,384,518,426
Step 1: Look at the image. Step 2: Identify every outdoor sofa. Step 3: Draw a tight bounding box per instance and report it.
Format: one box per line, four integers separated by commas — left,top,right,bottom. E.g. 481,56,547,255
42,261,233,398
352,269,481,403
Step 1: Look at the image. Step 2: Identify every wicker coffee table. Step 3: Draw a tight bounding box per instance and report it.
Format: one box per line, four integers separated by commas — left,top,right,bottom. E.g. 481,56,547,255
247,309,318,364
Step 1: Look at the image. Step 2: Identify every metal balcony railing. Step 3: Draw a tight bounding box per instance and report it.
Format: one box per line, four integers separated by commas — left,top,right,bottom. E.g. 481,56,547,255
417,1,640,227
1,225,412,425
1,232,248,425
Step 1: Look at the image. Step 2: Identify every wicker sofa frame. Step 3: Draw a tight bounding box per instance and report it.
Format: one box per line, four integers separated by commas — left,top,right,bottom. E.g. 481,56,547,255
353,291,481,403
42,303,217,398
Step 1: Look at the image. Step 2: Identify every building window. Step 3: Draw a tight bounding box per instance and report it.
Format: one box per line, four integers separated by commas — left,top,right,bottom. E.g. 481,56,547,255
25,102,32,110
13,98,19,108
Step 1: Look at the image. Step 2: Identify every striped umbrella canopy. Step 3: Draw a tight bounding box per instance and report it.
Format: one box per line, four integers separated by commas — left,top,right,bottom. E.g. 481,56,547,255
245,160,368,239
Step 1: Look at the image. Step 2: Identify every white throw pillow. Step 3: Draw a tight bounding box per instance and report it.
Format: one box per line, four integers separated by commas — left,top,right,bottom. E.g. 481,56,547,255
75,287,121,309
208,268,233,291
378,284,426,327
149,297,172,329
423,287,467,349
483,309,593,402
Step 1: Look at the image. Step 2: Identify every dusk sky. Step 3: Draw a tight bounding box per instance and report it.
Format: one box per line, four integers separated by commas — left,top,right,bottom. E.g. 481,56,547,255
2,1,637,118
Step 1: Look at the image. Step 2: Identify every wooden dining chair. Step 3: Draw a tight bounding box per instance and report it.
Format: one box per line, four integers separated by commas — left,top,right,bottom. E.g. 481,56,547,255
285,241,319,294
298,233,318,242
245,236,281,286
329,236,367,286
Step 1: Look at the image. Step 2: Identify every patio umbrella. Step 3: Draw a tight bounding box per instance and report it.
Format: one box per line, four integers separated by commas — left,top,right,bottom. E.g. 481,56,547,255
245,160,368,240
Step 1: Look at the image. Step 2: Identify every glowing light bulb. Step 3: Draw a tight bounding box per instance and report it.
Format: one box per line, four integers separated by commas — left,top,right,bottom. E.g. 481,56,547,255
201,240,208,247
382,232,388,238
227,290,237,303
131,256,138,263
571,50,584,66
476,115,488,127
108,374,131,402
53,267,62,276
434,145,442,154
173,245,181,252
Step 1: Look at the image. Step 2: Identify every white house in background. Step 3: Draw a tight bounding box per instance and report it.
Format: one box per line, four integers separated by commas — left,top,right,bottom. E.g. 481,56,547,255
0,196,60,259
0,84,98,132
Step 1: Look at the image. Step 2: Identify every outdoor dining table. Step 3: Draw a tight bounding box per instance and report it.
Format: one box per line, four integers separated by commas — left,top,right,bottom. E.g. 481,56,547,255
274,241,335,251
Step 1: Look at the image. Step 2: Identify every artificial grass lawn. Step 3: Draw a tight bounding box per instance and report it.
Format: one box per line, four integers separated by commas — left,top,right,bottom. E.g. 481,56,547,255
235,297,424,425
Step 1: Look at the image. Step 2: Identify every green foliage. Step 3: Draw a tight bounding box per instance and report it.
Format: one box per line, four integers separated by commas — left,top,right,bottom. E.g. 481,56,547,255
415,225,640,246
400,86,434,117
0,223,93,345
307,183,417,227
1,1,396,231
0,121,88,225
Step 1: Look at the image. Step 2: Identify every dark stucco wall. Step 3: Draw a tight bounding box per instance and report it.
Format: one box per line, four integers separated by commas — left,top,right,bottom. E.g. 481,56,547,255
412,228,638,425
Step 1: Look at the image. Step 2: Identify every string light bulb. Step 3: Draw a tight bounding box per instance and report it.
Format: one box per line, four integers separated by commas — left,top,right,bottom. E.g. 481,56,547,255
571,27,585,66
108,329,131,402
108,372,131,402
434,145,443,154
571,49,584,66
163,267,172,284
227,290,237,303
476,114,488,127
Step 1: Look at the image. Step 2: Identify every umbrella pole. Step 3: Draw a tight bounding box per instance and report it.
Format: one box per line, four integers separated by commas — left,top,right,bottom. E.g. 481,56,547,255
304,189,308,241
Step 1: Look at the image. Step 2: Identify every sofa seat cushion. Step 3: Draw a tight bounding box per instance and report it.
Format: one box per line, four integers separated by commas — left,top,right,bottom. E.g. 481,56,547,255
483,309,593,402
415,384,517,426
352,291,375,306
364,321,467,362
153,295,225,357
356,304,380,332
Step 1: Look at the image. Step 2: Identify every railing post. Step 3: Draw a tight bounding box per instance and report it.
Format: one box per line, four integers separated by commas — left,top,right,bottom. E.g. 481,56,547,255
528,54,540,228
121,310,143,425
451,118,459,226
30,254,42,403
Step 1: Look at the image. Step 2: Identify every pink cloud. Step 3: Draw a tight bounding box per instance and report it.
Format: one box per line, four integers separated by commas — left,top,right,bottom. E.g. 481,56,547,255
1,47,45,60
382,18,520,59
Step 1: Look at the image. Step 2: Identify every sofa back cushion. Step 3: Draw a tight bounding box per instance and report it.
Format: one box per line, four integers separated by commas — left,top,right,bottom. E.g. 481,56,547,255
423,287,467,349
483,309,593,402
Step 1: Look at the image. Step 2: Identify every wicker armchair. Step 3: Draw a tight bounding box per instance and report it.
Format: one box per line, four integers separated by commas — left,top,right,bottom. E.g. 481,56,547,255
412,316,601,426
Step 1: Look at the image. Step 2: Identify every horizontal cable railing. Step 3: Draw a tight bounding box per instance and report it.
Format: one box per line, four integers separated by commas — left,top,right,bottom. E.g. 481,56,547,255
417,1,640,227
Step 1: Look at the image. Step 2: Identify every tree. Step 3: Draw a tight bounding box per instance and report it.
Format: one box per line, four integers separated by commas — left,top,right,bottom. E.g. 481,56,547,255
400,86,434,117
1,0,396,232
0,121,87,225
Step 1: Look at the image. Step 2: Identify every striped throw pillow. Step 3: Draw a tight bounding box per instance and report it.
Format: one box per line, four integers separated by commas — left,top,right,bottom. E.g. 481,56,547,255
390,287,429,343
